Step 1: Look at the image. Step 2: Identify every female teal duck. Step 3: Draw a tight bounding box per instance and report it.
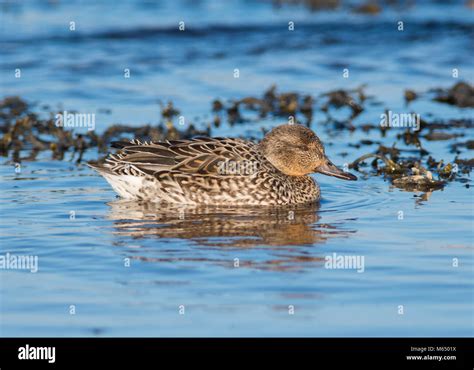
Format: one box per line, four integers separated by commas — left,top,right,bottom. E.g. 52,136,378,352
90,124,357,205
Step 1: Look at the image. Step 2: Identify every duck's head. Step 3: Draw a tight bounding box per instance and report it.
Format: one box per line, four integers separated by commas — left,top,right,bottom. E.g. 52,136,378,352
259,124,357,180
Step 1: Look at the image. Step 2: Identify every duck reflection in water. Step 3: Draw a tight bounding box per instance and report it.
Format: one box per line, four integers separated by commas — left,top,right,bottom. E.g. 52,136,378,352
106,201,356,271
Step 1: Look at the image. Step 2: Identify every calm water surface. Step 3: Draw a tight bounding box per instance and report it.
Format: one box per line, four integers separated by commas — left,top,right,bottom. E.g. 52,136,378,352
0,0,473,336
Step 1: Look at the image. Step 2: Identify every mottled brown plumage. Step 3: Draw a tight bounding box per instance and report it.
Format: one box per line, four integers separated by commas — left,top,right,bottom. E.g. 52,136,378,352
89,124,356,205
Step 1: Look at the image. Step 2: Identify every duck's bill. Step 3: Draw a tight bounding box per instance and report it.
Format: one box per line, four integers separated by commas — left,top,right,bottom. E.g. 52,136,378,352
315,161,357,181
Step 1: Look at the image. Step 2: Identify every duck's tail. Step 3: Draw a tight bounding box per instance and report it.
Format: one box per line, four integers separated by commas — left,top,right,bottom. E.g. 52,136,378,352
87,162,115,175
88,162,150,200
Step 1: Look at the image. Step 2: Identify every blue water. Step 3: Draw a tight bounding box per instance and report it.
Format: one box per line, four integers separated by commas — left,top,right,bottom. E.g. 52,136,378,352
0,0,473,336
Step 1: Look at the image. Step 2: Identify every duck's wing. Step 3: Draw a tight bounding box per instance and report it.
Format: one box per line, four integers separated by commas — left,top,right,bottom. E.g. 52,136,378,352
98,137,259,177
